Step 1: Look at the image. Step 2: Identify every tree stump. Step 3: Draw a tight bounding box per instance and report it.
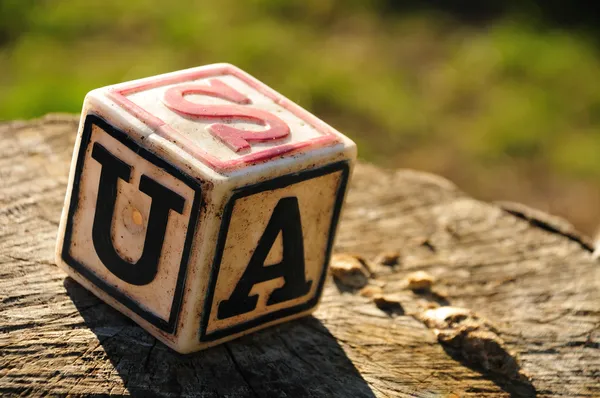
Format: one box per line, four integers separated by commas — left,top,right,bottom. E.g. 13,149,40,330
1,115,598,397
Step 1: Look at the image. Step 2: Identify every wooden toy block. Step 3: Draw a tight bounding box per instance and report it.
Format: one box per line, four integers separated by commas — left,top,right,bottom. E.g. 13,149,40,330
55,64,356,353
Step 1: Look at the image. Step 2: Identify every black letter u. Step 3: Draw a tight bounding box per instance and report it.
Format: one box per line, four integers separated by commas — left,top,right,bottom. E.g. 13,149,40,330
90,143,185,286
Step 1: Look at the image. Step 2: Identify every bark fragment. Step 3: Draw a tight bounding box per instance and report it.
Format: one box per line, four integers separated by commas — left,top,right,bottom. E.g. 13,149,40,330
405,271,434,291
419,307,528,382
330,254,370,288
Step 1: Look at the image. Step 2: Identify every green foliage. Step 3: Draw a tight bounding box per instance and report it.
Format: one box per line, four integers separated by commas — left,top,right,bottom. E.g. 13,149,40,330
1,0,600,178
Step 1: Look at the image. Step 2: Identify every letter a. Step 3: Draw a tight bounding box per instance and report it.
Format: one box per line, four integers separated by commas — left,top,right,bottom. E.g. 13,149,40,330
218,197,312,319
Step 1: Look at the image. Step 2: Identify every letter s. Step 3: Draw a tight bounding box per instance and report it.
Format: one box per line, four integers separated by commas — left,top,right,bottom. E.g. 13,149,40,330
162,79,290,152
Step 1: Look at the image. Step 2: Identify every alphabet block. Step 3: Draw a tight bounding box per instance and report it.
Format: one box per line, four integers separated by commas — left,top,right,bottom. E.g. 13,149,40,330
55,64,356,353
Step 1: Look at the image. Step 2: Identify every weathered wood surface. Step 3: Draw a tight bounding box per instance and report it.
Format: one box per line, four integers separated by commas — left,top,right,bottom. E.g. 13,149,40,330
1,115,598,397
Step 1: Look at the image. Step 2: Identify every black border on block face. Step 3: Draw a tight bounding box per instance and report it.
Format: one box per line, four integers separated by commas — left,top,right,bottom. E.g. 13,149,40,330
200,160,350,342
61,114,202,334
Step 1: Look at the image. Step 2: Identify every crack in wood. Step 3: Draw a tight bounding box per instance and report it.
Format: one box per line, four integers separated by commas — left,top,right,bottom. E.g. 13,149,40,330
224,344,261,398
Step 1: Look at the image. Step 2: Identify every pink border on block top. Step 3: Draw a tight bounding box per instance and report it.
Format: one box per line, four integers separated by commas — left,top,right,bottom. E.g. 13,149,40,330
106,64,340,173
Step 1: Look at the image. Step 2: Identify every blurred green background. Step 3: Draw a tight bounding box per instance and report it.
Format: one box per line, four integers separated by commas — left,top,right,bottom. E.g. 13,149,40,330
1,0,599,235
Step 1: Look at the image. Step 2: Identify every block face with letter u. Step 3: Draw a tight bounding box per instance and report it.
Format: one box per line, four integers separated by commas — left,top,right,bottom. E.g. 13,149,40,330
55,64,356,353
60,115,201,333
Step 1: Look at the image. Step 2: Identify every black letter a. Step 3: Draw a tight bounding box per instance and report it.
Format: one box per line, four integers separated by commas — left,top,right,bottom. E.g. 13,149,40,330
217,197,312,319
90,143,185,286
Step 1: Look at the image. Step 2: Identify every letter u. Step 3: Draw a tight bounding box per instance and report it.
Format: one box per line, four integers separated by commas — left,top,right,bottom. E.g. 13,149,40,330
90,143,185,286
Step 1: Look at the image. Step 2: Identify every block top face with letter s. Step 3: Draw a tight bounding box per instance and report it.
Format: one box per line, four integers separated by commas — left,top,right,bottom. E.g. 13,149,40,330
92,64,352,173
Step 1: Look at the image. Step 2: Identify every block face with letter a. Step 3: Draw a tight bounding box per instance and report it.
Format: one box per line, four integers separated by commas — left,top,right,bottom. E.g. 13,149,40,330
55,64,356,353
201,162,349,342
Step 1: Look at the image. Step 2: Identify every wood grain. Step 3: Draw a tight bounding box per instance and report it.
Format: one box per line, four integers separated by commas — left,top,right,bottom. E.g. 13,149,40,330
1,115,598,397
